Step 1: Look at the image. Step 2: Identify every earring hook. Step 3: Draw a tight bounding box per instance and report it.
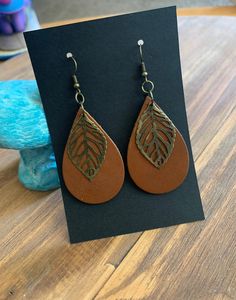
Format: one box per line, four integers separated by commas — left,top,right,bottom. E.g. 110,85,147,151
137,39,155,99
137,39,144,62
66,52,78,75
66,52,85,107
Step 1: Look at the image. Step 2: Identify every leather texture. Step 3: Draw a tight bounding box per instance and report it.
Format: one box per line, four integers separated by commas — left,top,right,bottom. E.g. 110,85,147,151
127,96,189,194
63,107,125,204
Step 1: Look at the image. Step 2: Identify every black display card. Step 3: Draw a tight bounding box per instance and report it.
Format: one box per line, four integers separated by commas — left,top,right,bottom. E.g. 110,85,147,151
24,6,205,243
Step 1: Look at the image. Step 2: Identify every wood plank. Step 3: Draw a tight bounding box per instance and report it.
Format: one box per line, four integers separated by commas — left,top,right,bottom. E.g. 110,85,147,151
95,16,236,300
96,109,236,299
39,6,236,29
40,6,236,30
0,52,34,80
178,6,236,16
179,16,236,160
0,16,235,299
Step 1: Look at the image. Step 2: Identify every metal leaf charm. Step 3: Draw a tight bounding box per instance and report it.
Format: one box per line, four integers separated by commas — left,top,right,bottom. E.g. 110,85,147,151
67,110,107,180
136,101,176,168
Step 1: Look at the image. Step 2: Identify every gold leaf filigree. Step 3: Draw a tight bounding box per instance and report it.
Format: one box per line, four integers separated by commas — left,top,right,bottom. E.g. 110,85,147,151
67,110,107,180
136,102,176,168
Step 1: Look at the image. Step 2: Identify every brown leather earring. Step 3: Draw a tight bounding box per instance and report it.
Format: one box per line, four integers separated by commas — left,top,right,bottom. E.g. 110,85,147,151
127,40,189,194
63,53,125,204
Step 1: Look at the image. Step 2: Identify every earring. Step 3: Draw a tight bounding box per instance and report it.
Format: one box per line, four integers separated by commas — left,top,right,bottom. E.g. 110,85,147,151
63,53,125,204
127,40,189,194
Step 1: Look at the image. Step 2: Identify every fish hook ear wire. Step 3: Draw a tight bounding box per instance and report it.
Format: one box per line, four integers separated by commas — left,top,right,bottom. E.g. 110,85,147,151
137,40,154,99
66,52,85,107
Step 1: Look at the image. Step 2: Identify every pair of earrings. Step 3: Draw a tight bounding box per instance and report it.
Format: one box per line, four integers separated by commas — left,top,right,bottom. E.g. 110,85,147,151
63,40,189,205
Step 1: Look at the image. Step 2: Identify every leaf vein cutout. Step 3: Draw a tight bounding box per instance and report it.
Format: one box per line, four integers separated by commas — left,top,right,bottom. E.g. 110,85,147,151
67,111,107,180
136,102,176,168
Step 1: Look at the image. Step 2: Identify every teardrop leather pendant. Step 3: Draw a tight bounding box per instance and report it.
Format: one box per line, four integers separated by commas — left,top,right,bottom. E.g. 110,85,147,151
63,107,125,204
127,96,189,194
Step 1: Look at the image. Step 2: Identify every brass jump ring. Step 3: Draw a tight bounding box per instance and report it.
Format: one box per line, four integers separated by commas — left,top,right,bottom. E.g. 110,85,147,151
142,80,154,94
75,91,85,105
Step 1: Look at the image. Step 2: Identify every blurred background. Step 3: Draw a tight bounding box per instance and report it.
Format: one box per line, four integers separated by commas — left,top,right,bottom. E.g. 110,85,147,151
34,0,236,23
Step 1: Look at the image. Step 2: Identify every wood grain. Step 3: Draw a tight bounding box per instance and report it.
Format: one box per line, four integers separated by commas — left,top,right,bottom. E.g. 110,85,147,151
0,16,236,300
177,6,236,16
37,7,236,30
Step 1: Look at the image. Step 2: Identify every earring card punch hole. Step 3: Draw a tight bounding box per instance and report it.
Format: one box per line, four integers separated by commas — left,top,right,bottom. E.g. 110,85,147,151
66,52,73,58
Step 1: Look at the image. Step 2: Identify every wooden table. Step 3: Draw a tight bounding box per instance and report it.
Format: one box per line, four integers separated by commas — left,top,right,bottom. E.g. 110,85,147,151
0,16,236,300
